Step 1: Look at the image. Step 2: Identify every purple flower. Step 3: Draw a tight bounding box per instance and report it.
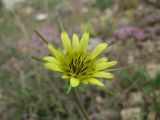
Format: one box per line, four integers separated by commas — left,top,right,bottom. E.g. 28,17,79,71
113,26,156,40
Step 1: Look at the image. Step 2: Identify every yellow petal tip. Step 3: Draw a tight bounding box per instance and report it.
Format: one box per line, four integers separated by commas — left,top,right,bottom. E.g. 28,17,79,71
70,77,80,87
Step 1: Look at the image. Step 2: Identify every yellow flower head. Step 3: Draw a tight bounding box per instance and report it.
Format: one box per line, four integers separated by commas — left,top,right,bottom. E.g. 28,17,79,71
42,32,117,87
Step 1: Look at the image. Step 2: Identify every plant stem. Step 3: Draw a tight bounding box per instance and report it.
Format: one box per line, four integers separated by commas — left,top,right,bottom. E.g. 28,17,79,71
72,89,90,120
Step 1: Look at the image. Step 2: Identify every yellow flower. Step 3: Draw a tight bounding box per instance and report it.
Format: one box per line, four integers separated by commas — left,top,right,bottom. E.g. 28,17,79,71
43,32,117,87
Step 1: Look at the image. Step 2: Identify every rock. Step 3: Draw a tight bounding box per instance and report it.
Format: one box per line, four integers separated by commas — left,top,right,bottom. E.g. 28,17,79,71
91,110,120,120
95,95,103,104
155,90,160,96
147,111,156,120
142,40,155,54
121,107,142,120
128,92,143,106
146,63,160,79
35,13,48,21
128,54,134,65
81,7,89,13
104,8,114,19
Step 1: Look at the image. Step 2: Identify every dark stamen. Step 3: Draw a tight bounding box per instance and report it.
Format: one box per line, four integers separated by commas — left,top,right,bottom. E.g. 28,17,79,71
81,72,86,75
79,60,84,67
80,66,88,73
69,63,72,69
71,59,74,65
85,60,91,64
77,56,81,62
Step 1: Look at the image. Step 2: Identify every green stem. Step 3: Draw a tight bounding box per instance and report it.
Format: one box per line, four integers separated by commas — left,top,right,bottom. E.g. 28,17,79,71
72,89,90,120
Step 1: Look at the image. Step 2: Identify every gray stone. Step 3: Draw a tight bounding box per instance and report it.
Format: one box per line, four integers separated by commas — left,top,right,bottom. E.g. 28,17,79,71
91,110,120,120
128,92,143,106
121,107,142,120
146,63,160,79
147,111,156,120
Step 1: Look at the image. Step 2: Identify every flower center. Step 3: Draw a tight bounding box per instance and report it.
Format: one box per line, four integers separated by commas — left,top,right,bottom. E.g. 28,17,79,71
62,51,96,79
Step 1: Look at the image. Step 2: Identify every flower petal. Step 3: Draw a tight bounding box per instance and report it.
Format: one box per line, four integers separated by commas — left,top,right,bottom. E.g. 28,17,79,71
61,32,71,52
90,43,108,59
70,77,80,87
93,72,114,79
48,44,57,55
47,44,62,59
87,78,104,87
96,57,108,64
45,63,62,72
79,32,89,51
96,61,118,71
62,75,69,79
72,33,79,49
81,79,89,84
43,56,59,64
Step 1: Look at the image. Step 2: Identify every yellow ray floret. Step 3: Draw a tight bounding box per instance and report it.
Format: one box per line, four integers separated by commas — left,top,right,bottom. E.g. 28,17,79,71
61,32,72,52
90,43,108,59
87,78,104,87
96,61,117,71
72,33,79,49
79,32,89,51
93,71,114,79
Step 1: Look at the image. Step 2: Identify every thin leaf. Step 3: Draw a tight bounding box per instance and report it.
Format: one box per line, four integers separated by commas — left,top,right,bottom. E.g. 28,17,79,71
34,30,48,44
59,21,65,32
66,85,72,94
31,56,44,63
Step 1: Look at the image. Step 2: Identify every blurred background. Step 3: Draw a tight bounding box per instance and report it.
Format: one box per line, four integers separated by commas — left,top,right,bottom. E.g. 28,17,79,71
0,0,160,120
